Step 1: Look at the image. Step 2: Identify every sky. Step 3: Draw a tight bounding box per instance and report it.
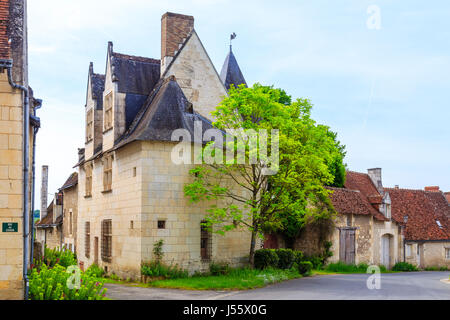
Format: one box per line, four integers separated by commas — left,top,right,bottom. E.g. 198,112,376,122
27,0,450,208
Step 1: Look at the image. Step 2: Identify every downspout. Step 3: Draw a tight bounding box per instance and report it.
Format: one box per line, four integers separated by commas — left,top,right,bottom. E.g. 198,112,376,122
5,60,30,300
30,99,42,267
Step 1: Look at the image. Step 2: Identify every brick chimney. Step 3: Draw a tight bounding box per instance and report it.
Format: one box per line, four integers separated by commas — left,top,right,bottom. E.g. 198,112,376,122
161,12,194,74
424,186,440,192
40,165,48,219
368,168,383,193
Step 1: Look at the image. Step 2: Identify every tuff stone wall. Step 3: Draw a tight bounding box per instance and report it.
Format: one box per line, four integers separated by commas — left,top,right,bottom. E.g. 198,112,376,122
164,31,228,120
62,185,78,252
77,140,253,279
0,70,24,300
406,241,450,268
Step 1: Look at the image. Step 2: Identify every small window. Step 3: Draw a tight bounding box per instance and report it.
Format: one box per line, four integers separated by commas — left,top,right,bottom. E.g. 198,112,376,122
158,220,166,229
133,167,137,177
436,220,443,229
86,109,93,142
85,163,93,197
104,92,113,131
69,211,73,235
446,248,450,260
85,222,90,258
385,204,391,219
130,220,134,229
200,221,212,261
103,155,113,192
406,244,412,257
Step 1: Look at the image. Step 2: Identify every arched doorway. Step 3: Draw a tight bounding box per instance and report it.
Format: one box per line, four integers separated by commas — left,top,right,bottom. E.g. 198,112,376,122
381,234,394,268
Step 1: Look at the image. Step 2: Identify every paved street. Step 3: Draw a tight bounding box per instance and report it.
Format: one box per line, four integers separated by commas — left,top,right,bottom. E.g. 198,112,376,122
105,272,450,300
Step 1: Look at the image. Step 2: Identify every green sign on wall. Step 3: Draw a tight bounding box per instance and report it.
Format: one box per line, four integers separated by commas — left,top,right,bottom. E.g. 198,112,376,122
2,222,18,233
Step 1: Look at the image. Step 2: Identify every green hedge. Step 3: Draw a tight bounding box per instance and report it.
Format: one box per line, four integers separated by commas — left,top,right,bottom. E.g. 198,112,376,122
276,249,296,269
254,249,279,270
392,262,418,272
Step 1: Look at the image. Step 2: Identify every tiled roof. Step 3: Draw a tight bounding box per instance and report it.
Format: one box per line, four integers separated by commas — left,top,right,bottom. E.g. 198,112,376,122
386,188,450,241
327,186,387,221
36,200,62,227
345,171,380,199
59,172,78,191
444,192,450,204
220,48,247,90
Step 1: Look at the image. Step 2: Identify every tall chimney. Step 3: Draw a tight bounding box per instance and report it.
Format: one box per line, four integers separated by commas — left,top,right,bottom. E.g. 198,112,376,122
367,168,383,193
40,165,48,219
161,12,194,74
424,186,440,192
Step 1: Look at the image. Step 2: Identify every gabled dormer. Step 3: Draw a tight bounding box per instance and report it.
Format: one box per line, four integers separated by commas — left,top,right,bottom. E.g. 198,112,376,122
160,12,228,121
102,42,160,151
84,62,105,159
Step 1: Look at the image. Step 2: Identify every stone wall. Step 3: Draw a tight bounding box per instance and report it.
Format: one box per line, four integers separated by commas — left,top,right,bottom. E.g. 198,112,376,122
0,70,24,300
62,185,77,252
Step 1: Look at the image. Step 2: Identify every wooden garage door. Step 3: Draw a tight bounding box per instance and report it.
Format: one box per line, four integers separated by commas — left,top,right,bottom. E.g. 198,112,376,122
340,228,356,264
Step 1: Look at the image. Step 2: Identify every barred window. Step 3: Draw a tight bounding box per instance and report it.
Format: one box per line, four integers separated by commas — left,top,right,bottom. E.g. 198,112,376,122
101,219,112,262
85,163,93,197
200,221,212,261
103,155,113,192
85,222,90,258
86,109,93,142
104,93,113,131
446,248,450,260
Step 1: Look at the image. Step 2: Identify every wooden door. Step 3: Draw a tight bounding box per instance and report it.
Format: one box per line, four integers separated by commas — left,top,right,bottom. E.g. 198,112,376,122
94,237,99,264
340,229,355,264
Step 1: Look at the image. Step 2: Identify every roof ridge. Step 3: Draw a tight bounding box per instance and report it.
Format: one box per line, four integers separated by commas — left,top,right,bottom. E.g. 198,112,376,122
112,52,160,64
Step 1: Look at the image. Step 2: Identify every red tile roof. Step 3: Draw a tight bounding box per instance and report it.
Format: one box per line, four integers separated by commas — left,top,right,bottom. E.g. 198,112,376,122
345,171,380,199
444,192,450,204
386,188,450,241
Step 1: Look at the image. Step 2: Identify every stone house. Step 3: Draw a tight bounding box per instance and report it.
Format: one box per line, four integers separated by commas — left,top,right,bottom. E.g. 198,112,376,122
0,0,41,300
60,172,78,253
76,12,250,279
282,169,402,268
35,197,63,250
387,186,450,268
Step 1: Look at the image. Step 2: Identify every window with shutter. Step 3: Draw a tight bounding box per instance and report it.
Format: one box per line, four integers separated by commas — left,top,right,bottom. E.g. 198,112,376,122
101,219,112,262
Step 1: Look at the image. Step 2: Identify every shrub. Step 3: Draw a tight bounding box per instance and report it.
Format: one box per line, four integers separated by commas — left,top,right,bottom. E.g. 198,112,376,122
297,261,313,275
153,239,164,263
36,246,77,269
254,249,279,270
29,264,107,300
141,261,188,280
293,251,304,265
275,249,295,270
392,262,418,272
85,263,105,278
305,255,324,270
209,262,231,276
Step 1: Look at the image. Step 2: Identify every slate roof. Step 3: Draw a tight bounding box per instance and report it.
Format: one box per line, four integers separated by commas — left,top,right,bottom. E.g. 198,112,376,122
59,172,78,191
91,73,105,109
115,75,215,149
220,48,247,90
36,200,62,227
111,52,160,95
386,188,450,241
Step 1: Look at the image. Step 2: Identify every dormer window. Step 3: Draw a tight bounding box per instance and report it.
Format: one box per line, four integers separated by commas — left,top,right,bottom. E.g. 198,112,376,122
86,109,93,142
385,204,391,219
436,220,443,229
104,92,113,132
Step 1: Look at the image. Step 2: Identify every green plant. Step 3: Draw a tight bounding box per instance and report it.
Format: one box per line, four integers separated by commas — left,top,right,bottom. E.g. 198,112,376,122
305,255,324,270
392,262,418,272
108,273,120,281
297,261,313,275
85,263,104,278
254,249,279,270
275,249,295,270
153,239,164,263
141,261,188,280
209,262,231,276
28,264,107,300
36,246,77,269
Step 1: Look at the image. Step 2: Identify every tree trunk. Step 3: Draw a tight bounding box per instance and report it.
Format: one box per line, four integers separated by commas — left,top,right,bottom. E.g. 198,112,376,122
249,229,257,267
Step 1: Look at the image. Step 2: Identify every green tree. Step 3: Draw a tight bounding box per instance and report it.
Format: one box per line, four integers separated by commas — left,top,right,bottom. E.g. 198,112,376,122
184,84,344,265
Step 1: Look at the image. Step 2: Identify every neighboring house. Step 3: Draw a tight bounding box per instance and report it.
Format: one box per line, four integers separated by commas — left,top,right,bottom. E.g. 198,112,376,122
273,169,402,268
445,192,450,204
35,194,63,250
76,12,250,279
0,0,41,300
60,172,78,253
387,186,450,268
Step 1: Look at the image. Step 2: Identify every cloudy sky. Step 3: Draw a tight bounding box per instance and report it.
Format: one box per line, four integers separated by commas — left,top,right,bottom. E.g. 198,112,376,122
27,0,450,207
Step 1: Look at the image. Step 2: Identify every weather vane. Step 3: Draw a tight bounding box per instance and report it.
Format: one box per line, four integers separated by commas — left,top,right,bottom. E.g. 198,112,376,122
230,32,237,51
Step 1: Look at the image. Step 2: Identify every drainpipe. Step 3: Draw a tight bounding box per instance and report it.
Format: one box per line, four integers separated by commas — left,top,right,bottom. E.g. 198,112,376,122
3,59,30,300
30,99,42,268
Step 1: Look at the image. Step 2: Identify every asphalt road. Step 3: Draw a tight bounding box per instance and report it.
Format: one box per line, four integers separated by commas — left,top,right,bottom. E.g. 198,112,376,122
105,272,450,300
